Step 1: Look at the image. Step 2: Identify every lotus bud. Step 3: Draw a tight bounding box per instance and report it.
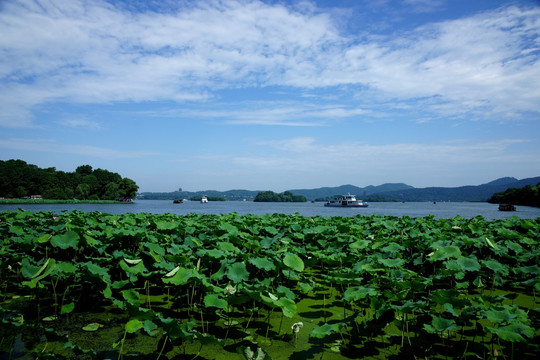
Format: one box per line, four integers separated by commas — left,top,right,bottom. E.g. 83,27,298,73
225,284,237,295
244,347,254,359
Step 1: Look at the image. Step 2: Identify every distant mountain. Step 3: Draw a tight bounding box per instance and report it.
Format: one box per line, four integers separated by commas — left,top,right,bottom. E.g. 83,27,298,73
138,177,540,202
366,177,540,202
288,183,414,200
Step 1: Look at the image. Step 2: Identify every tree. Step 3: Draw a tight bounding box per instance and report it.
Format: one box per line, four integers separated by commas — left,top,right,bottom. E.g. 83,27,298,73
118,178,138,199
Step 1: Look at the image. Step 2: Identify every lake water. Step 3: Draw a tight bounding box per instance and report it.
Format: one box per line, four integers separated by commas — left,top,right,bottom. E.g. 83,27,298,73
1,200,539,220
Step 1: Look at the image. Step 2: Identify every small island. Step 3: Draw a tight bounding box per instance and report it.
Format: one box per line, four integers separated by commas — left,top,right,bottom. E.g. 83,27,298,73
253,190,306,202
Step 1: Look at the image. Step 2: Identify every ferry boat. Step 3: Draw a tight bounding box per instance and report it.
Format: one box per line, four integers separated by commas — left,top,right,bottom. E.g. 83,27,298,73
324,194,368,207
201,196,208,203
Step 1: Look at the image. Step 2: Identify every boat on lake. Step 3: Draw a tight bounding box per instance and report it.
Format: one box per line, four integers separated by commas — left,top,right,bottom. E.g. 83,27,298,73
498,203,516,211
173,199,183,204
201,196,208,203
324,194,368,207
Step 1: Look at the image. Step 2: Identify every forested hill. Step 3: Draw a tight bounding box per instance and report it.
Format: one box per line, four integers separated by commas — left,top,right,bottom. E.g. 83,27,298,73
366,176,540,202
0,159,138,200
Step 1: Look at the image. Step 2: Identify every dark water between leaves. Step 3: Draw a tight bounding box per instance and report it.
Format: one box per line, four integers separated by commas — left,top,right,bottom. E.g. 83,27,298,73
1,200,539,220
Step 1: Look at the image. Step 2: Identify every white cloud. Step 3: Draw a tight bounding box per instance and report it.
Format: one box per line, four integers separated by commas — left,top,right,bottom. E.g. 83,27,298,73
56,119,101,130
0,0,538,127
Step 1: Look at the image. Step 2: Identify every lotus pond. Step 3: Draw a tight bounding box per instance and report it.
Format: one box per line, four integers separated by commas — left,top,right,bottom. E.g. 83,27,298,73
0,210,538,360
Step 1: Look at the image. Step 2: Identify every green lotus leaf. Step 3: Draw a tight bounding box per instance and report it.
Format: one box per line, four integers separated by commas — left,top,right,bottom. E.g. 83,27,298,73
513,265,540,275
121,289,141,306
155,220,178,230
343,285,378,302
456,256,481,272
204,293,228,311
227,262,249,283
162,266,193,285
249,257,276,271
379,258,404,267
217,241,239,253
283,253,304,272
82,323,102,332
20,258,41,279
120,259,145,275
487,323,534,342
277,285,295,300
81,262,111,283
380,243,404,253
481,259,509,276
51,231,79,250
125,319,143,333
36,233,52,244
55,261,77,275
9,225,24,236
264,226,279,235
350,239,370,250
143,320,159,336
310,323,344,339
61,302,75,314
277,297,297,318
428,245,461,261
429,316,457,332
200,249,226,259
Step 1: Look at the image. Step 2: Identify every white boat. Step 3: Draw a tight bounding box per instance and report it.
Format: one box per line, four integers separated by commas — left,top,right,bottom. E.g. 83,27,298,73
201,196,208,203
324,194,368,207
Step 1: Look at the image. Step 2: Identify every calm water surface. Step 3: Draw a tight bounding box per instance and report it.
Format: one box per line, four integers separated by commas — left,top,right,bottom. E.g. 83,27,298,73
1,200,539,220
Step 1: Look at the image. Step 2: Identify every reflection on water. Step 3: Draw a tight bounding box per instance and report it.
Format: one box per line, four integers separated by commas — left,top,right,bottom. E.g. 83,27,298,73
1,200,539,220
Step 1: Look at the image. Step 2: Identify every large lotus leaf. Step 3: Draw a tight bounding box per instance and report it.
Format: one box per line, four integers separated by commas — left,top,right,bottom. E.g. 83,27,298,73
425,316,457,333
200,249,226,259
513,265,540,276
380,243,404,253
54,261,77,275
483,308,517,324
343,285,378,302
51,231,79,250
277,297,297,318
283,254,304,272
429,246,461,261
277,285,295,300
310,323,344,339
162,266,193,285
219,222,238,234
120,259,146,275
125,319,143,333
20,258,41,279
227,262,250,283
378,258,404,268
249,257,276,271
456,256,480,272
264,226,279,235
481,259,509,276
204,293,228,311
217,241,239,253
155,220,178,230
350,239,370,250
143,320,159,336
121,289,141,306
81,262,111,283
487,323,534,342
145,242,165,256
61,302,75,314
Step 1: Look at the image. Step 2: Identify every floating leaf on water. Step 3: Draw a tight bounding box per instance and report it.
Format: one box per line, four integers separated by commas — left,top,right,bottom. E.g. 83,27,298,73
82,323,103,332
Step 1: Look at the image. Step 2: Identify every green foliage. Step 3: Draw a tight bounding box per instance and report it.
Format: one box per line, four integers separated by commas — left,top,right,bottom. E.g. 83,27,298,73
0,159,138,200
254,190,307,202
488,183,540,207
0,210,538,359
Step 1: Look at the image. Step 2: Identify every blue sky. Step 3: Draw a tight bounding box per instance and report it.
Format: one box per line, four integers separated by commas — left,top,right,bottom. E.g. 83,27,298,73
1,0,539,192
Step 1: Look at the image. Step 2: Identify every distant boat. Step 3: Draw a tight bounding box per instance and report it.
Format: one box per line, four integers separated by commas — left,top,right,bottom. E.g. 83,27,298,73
173,199,183,204
201,196,208,203
498,203,516,211
324,194,368,207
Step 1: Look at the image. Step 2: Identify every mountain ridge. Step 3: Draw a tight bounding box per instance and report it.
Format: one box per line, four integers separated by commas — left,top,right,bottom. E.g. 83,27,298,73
138,176,540,201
